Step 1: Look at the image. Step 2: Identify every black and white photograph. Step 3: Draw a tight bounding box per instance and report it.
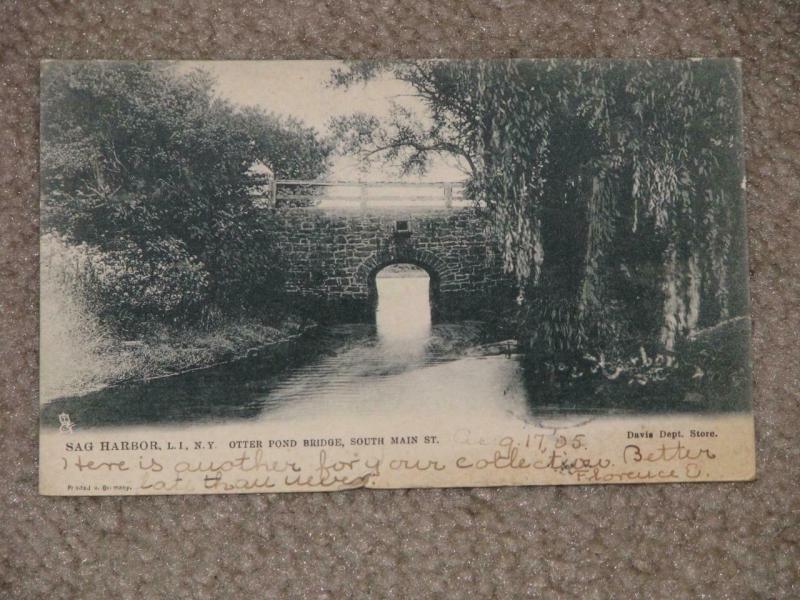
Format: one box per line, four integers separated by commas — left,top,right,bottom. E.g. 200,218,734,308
39,59,755,495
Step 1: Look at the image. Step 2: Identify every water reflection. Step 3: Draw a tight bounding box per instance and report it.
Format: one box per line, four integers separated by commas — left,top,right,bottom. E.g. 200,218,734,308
41,265,536,428
375,265,432,365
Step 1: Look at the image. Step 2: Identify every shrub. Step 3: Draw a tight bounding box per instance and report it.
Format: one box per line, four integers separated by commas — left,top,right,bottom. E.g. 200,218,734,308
81,237,209,333
40,234,134,400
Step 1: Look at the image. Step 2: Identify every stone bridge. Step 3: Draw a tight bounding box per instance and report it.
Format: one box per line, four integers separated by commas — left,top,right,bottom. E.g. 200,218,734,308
261,182,514,321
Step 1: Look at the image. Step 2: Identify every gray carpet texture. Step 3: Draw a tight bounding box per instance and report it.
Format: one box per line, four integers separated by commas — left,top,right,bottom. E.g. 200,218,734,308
1,2,799,598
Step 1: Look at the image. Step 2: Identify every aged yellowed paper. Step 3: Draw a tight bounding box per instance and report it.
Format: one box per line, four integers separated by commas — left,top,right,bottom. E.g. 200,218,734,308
39,60,754,495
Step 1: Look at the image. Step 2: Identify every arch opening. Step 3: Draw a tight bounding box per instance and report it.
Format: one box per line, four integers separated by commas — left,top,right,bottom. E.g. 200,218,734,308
371,263,436,340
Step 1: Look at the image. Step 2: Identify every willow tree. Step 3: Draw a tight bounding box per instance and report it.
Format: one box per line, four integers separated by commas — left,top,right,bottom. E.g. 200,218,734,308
330,59,745,360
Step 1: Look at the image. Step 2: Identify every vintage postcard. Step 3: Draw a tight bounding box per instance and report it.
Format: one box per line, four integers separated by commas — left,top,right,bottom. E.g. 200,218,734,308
39,59,754,495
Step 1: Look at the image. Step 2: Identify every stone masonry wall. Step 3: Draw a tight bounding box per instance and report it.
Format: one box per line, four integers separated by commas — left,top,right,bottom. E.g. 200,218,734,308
263,206,512,320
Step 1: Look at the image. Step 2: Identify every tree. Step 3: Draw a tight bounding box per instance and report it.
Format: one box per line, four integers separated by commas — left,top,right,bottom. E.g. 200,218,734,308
41,61,333,327
330,59,745,359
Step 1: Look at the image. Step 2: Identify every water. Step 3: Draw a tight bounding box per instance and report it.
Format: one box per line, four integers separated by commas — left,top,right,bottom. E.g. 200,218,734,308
262,272,530,424
41,272,536,430
40,269,749,432
375,273,432,342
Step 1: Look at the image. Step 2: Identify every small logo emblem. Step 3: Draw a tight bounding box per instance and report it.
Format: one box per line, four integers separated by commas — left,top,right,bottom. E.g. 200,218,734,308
58,413,75,434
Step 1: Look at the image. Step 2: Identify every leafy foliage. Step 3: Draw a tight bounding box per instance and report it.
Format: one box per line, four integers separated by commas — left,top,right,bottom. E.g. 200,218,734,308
41,61,332,330
79,237,210,329
330,60,746,362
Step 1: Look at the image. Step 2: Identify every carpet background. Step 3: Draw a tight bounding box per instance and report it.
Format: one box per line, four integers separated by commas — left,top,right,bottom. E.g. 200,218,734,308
1,2,798,598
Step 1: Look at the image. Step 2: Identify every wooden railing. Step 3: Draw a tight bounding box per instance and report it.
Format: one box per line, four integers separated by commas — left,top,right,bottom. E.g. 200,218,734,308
271,180,469,208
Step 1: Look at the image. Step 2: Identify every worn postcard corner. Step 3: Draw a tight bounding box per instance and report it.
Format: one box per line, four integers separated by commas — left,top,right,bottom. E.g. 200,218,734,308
39,59,754,496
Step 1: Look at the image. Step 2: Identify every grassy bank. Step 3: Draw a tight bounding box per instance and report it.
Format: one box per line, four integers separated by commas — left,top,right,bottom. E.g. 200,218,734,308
40,312,310,402
40,234,314,402
522,316,751,413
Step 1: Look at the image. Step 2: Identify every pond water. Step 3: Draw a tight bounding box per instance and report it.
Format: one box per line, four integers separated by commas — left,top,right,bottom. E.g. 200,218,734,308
41,270,537,430
41,264,744,431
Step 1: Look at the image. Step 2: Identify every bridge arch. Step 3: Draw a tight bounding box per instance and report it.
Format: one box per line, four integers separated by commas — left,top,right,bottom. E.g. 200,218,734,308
356,247,450,320
263,204,514,322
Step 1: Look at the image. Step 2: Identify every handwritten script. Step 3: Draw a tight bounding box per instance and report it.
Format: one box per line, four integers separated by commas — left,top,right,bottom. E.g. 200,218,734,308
53,428,724,494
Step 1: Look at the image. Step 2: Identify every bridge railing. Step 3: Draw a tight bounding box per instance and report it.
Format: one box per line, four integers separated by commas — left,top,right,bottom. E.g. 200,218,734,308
270,180,470,209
